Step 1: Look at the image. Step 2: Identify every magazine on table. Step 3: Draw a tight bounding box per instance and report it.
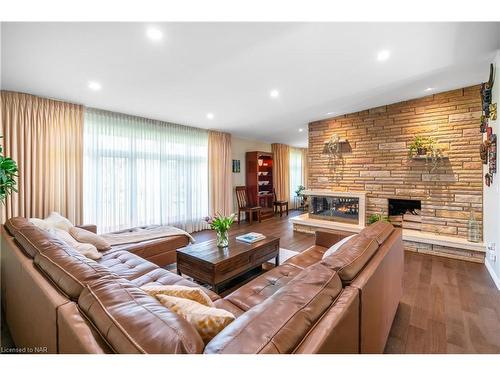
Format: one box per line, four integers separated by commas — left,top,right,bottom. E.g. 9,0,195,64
236,232,266,243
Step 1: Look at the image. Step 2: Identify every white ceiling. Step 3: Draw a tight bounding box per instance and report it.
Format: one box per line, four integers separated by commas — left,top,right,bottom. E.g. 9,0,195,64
1,22,499,147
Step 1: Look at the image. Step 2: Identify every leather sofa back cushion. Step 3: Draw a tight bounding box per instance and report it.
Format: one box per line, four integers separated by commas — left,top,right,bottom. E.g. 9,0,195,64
78,277,204,354
4,216,32,237
321,235,379,283
359,221,394,245
15,225,65,258
204,263,343,354
32,235,114,300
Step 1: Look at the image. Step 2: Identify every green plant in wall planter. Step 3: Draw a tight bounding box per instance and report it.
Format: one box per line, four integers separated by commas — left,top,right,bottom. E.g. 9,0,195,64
368,213,389,225
408,135,429,157
0,135,18,206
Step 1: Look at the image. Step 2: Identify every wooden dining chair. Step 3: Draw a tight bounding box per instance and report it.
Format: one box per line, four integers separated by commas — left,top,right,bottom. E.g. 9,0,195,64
273,189,289,217
235,186,262,224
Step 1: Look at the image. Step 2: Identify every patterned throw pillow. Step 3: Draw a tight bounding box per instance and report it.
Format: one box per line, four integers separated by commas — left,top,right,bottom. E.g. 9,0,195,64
141,284,214,307
156,294,235,343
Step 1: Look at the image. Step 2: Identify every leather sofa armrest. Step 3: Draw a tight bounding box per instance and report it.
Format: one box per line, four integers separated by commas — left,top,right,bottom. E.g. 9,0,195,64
76,224,97,234
315,231,350,248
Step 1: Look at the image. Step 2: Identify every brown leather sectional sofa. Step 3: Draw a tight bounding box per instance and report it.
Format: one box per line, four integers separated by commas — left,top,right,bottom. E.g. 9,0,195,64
1,217,403,354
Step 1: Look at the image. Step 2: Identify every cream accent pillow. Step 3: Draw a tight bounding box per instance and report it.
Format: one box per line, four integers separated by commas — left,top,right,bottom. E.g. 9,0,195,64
44,212,74,232
141,284,214,307
50,228,102,260
69,227,111,251
29,217,52,230
30,212,74,232
322,234,357,260
156,294,235,343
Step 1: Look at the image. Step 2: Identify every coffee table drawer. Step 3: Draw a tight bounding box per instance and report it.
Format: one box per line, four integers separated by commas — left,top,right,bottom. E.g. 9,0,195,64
250,241,279,264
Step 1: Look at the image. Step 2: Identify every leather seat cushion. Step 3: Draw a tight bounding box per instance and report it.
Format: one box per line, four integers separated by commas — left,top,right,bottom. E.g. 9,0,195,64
284,245,326,269
321,235,379,283
33,234,115,300
359,221,394,245
225,264,303,311
4,216,32,237
131,268,220,302
98,250,158,280
204,263,343,354
78,276,205,354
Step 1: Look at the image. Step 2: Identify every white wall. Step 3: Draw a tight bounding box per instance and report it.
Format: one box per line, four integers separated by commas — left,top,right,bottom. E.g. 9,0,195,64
484,50,500,289
231,136,272,213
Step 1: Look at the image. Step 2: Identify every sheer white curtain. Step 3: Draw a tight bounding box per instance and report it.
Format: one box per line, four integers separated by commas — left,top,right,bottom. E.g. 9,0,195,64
289,147,305,209
83,108,209,233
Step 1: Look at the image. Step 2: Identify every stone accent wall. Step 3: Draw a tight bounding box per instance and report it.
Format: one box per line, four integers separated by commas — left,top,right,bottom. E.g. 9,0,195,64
308,85,483,240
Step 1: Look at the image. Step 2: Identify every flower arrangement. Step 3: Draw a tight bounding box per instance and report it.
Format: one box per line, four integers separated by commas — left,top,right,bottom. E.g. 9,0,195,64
204,213,236,248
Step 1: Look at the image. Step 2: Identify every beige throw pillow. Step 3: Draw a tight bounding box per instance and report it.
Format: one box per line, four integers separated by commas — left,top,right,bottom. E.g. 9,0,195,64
50,228,102,260
69,227,111,251
141,284,214,307
156,294,235,343
29,212,74,232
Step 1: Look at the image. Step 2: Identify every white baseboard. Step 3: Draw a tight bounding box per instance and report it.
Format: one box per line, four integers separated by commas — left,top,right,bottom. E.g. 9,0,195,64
485,259,500,290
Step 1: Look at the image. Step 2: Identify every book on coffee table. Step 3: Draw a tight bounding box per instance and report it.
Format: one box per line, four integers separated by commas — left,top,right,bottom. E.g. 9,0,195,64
236,232,266,243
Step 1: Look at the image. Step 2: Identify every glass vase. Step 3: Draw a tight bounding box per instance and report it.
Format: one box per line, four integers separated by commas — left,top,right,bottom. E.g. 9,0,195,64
467,210,480,243
216,229,229,248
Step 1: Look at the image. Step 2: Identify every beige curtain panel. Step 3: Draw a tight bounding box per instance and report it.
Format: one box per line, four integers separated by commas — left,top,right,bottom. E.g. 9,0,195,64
208,130,233,216
1,91,84,224
302,147,309,188
272,143,290,202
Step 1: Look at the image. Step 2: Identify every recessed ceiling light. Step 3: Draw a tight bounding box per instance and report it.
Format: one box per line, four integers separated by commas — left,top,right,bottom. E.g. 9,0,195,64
88,81,101,91
206,113,214,120
299,128,304,132
146,27,163,41
377,50,391,62
270,89,279,98
425,87,435,92
326,112,335,115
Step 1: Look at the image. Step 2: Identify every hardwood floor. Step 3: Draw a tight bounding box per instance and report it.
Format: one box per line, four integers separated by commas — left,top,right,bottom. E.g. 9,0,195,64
196,211,500,354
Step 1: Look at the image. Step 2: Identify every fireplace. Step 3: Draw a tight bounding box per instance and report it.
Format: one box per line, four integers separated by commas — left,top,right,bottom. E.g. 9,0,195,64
309,195,360,225
388,198,421,231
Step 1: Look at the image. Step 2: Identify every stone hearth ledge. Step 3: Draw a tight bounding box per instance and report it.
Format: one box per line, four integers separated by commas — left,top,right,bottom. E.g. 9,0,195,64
290,213,485,263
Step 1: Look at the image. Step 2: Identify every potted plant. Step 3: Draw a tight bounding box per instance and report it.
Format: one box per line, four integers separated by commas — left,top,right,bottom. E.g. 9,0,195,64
424,137,444,172
368,213,389,225
295,184,306,209
408,135,428,157
204,213,236,248
0,135,18,209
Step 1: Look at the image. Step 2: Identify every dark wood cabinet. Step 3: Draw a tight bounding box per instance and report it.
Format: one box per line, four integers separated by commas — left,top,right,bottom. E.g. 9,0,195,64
246,151,275,220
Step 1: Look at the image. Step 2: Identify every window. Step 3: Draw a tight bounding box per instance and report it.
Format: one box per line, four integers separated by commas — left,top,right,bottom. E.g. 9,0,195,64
289,147,305,208
83,109,209,233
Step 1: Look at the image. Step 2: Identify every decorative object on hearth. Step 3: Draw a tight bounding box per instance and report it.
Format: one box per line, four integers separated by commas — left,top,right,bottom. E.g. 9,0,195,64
295,184,307,210
480,115,488,133
232,159,240,173
488,133,497,177
467,210,480,243
480,139,490,164
480,63,495,118
204,213,236,248
368,213,389,225
0,135,18,204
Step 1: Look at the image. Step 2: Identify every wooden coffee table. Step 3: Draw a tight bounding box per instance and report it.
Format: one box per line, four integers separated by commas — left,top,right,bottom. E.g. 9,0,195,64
176,235,280,293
